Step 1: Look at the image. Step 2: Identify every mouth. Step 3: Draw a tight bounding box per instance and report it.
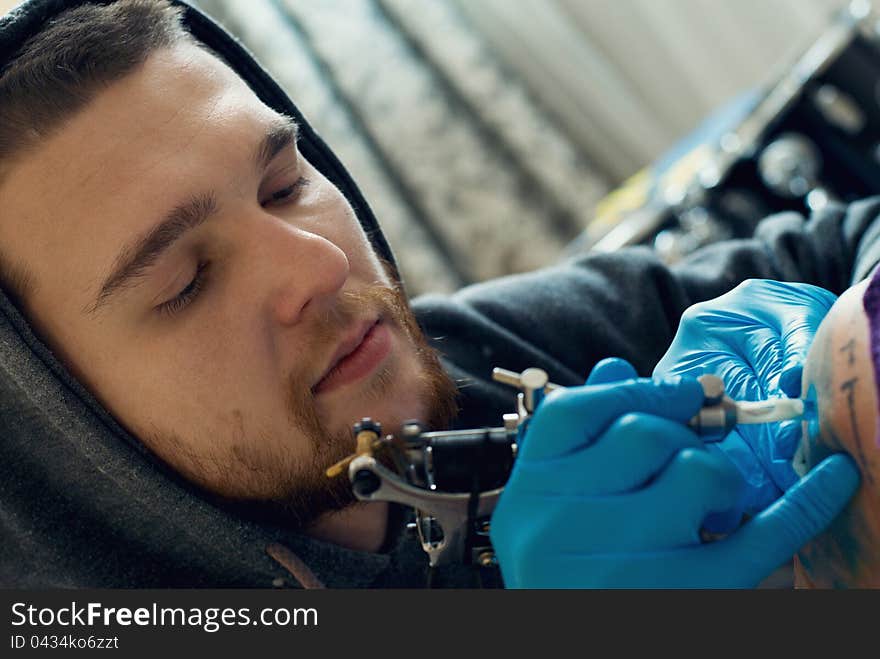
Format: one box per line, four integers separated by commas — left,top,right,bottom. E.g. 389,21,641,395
312,317,392,396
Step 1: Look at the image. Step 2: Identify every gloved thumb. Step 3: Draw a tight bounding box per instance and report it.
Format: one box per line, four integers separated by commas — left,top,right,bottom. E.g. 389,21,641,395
778,365,803,398
721,453,860,584
520,376,704,461
585,357,638,385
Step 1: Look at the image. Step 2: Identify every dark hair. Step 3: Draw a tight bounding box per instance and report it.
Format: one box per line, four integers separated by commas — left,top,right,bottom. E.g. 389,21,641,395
0,0,193,304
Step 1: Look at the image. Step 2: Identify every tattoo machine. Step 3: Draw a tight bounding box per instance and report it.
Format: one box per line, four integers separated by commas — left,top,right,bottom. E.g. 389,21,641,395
324,367,809,573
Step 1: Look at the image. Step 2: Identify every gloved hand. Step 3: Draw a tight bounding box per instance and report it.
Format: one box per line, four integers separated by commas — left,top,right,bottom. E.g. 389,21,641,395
491,358,860,588
653,279,838,522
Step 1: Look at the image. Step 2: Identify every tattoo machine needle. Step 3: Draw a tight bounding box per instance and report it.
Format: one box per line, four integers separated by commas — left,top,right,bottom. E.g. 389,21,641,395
491,368,813,443
688,374,815,441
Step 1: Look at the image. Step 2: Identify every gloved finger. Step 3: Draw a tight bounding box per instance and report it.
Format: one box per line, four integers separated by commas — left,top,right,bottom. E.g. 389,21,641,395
584,357,638,386
546,447,744,554
703,353,773,401
778,365,803,399
720,323,786,396
761,418,802,490
510,413,703,496
734,418,808,500
725,280,835,326
539,550,734,588
654,352,766,402
519,377,705,461
569,547,750,588
583,413,704,492
638,448,746,547
705,436,778,517
772,418,803,460
505,548,743,588
701,431,768,533
720,453,860,585
777,286,838,382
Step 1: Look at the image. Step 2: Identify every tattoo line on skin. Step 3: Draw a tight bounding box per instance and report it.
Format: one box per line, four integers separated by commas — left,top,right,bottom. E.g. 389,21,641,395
840,376,875,485
841,338,857,366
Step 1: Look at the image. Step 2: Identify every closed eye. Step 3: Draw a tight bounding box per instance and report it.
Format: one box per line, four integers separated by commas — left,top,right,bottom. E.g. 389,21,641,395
157,261,210,316
262,176,311,207
155,177,310,317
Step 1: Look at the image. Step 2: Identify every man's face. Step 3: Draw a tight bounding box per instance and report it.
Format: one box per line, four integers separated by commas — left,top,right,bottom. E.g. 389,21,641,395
0,43,456,525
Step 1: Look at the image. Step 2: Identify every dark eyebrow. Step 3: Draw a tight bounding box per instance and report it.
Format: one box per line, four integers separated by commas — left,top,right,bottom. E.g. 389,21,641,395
86,192,219,315
255,116,299,172
86,117,300,315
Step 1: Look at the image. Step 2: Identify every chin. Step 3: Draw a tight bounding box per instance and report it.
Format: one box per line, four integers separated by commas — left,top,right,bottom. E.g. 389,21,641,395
343,383,425,439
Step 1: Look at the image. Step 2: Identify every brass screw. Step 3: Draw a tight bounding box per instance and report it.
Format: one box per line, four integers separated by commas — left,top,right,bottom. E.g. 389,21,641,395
325,428,381,478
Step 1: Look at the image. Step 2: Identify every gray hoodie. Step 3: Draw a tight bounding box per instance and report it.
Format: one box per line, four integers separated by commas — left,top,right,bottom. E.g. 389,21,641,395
4,0,880,589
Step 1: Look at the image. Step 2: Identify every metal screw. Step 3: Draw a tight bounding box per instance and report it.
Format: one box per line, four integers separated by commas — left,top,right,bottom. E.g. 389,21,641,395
477,551,497,567
491,367,561,393
503,413,519,431
697,374,726,405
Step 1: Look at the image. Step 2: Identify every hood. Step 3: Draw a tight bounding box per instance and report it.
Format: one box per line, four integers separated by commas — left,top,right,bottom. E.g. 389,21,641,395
0,0,421,588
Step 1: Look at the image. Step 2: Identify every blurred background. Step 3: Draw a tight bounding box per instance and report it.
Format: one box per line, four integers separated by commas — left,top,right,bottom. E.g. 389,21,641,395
189,0,862,295
0,0,870,294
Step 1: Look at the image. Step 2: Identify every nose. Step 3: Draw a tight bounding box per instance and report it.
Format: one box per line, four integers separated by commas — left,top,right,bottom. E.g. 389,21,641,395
265,223,350,327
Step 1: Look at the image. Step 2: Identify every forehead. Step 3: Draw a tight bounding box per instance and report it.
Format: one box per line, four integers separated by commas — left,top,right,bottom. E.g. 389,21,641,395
0,42,277,300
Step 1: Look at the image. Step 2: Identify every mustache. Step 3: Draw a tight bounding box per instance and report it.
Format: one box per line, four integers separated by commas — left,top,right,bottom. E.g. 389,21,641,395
297,282,410,385
284,280,413,437
273,279,428,526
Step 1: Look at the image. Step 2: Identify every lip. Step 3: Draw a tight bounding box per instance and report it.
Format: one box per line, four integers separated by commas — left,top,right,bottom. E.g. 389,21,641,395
312,317,391,396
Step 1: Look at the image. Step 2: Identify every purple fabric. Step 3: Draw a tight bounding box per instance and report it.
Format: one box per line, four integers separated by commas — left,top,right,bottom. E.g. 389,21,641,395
862,267,880,448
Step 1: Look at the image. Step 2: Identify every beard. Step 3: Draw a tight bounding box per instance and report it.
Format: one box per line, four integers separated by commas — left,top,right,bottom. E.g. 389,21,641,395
200,263,459,530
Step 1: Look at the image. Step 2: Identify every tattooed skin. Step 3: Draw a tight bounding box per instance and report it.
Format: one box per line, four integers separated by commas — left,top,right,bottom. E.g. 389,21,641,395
794,277,880,588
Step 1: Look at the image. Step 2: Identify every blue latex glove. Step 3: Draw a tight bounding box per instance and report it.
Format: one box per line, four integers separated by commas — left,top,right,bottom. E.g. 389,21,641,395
653,279,838,522
491,358,860,588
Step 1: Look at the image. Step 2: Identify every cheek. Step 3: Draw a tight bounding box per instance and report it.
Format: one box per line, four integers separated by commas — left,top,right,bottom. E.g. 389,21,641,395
81,319,284,445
